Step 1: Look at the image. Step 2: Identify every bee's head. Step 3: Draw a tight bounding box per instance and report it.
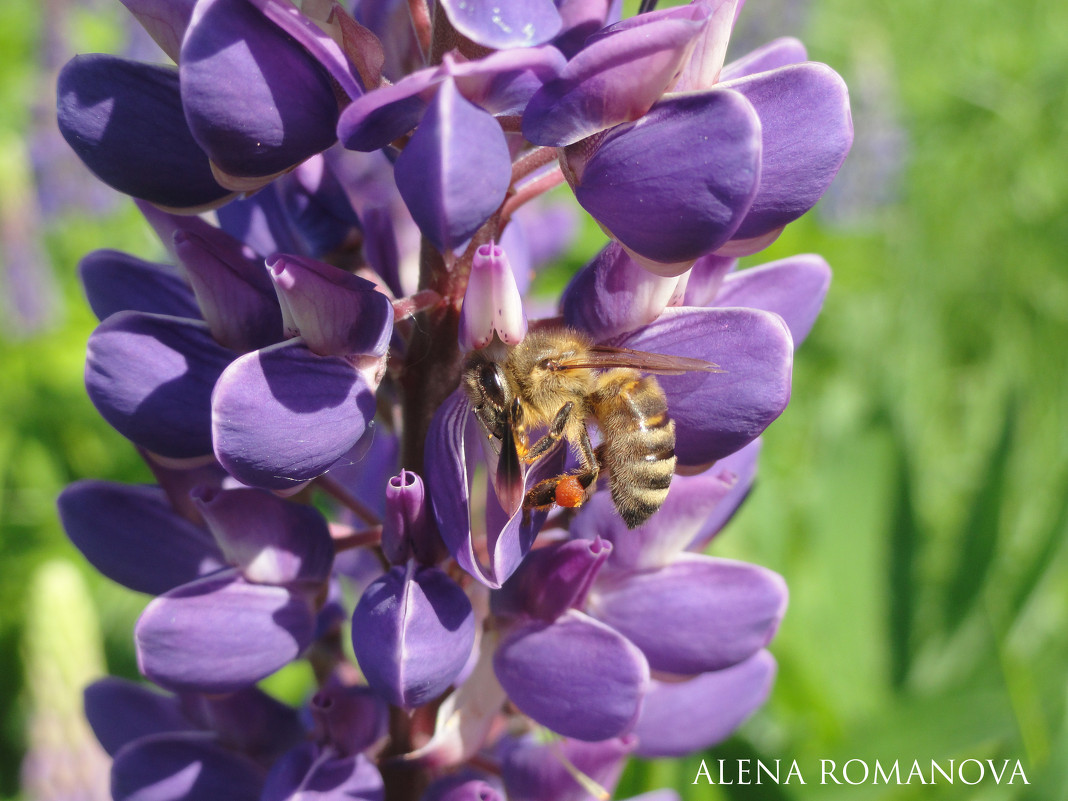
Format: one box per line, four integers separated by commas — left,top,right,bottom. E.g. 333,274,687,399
461,352,513,441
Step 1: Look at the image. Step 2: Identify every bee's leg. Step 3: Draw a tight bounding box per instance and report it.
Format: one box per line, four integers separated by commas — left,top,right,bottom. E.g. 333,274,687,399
522,402,575,464
523,421,599,511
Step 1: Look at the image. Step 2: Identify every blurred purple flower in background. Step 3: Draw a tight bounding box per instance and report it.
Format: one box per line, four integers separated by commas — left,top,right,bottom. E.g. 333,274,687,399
52,0,851,798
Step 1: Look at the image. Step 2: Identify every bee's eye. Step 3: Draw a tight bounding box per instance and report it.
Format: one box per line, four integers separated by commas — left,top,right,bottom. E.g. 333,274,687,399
480,364,507,408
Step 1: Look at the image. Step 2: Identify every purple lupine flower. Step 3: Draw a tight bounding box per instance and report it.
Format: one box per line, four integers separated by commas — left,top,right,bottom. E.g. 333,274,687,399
56,1,850,798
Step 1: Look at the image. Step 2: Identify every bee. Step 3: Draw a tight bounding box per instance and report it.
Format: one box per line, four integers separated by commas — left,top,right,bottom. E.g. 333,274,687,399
461,327,721,528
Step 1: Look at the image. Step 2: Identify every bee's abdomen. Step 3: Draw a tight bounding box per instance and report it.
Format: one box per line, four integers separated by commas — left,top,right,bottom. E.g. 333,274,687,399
593,373,676,529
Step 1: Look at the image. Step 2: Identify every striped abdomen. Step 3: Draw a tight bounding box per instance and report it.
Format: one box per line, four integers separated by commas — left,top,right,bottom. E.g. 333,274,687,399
591,371,676,528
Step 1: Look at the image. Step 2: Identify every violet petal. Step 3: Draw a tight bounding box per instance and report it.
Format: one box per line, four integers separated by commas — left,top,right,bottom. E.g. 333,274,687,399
216,184,306,259
618,307,792,466
79,250,199,322
56,55,228,209
192,487,334,585
680,253,736,306
211,339,376,490
382,470,444,566
352,564,475,708
173,233,283,355
712,254,831,346
589,555,787,675
136,571,315,693
438,0,562,49
309,684,389,757
262,744,385,801
719,36,808,82
58,480,225,595
722,62,853,240
179,687,303,762
394,80,512,251
336,69,439,153
500,733,635,801
422,776,503,801
570,466,748,571
424,391,548,588
180,0,339,180
119,0,196,63
634,650,776,757
493,610,649,741
561,242,683,341
524,6,709,146
84,678,188,757
494,538,611,622
111,732,263,801
685,438,761,550
567,89,761,268
267,254,394,358
85,311,234,459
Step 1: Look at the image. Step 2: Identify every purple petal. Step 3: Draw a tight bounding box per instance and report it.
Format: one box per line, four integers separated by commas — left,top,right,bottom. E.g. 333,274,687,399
494,538,611,621
309,684,389,757
267,254,394,357
56,55,228,209
422,776,503,801
713,254,831,345
493,610,649,740
142,456,233,526
173,229,283,354
500,734,634,801
589,555,786,674
567,89,761,268
674,0,740,91
394,80,512,251
119,0,196,63
524,6,709,146
450,46,568,116
619,307,792,466
680,253,736,306
192,487,334,585
180,0,339,181
278,155,362,258
211,339,376,490
85,311,234,459
111,733,263,801
552,0,615,58
263,745,384,801
722,62,853,240
262,744,384,801
215,184,306,258
58,480,225,595
337,68,439,153
719,36,808,82
685,438,760,550
79,250,199,322
634,650,776,757
244,0,363,100
352,564,475,708
561,242,684,340
179,687,303,761
424,391,549,588
570,466,746,571
382,470,444,565
136,570,316,693
84,678,188,757
438,0,562,49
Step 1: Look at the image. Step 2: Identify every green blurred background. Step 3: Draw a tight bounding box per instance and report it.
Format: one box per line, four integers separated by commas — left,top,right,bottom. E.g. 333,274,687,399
1,0,1066,797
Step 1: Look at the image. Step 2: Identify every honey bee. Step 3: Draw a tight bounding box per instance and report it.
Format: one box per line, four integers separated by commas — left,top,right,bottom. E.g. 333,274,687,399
461,328,721,528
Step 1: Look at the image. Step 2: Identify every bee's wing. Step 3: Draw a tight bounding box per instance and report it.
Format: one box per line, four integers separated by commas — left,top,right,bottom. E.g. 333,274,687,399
558,344,723,374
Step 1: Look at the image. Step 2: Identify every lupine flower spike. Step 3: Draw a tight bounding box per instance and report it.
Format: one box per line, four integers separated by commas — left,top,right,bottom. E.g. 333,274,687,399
56,0,850,798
